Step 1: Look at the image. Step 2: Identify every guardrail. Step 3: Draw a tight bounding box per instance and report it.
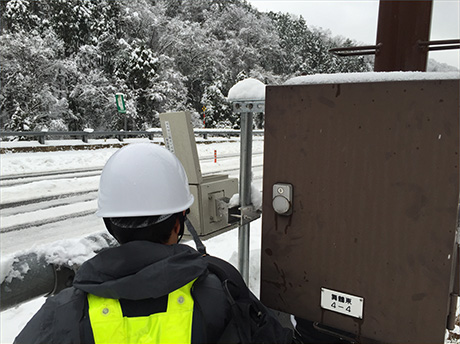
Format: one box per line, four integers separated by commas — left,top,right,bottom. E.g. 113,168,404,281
0,129,264,144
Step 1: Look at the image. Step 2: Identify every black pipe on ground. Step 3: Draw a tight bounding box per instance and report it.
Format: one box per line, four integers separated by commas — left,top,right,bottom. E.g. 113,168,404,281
1,233,117,311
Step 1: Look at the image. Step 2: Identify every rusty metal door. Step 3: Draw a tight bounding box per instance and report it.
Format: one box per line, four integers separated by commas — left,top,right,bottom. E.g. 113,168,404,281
261,78,459,343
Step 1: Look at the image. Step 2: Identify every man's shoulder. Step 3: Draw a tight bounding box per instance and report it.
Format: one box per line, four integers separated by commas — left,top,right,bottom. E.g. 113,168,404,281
44,286,87,309
14,288,86,344
203,255,249,298
40,287,87,327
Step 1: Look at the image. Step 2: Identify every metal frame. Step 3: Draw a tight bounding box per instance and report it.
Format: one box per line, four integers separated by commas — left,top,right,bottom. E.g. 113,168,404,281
232,100,265,283
329,40,460,57
0,129,264,145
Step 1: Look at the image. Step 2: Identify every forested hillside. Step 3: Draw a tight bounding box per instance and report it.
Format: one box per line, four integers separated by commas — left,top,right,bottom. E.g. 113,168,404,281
0,0,372,132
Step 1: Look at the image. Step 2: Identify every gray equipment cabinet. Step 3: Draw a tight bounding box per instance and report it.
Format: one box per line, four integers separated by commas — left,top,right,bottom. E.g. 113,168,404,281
159,111,238,237
260,75,460,344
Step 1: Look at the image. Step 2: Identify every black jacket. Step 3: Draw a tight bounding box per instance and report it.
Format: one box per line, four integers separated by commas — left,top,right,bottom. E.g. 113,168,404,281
14,241,231,344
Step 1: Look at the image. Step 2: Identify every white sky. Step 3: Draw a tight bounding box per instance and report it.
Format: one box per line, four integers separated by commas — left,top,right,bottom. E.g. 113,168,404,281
248,0,460,69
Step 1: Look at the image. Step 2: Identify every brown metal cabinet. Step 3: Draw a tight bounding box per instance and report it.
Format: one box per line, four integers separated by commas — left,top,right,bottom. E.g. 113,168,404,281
261,77,459,343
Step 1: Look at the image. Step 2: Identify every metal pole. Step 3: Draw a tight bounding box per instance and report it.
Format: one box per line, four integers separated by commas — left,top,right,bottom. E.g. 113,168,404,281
238,111,253,284
374,0,433,71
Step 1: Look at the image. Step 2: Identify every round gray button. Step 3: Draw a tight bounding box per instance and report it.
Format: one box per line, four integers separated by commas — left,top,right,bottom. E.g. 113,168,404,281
272,195,290,214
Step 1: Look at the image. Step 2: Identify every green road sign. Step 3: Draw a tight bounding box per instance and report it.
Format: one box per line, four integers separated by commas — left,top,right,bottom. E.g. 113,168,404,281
115,93,126,113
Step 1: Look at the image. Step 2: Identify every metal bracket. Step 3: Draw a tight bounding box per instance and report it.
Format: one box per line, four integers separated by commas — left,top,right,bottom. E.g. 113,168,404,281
233,101,265,114
212,195,229,223
418,39,460,52
329,43,382,57
330,39,460,58
240,205,261,223
226,204,261,225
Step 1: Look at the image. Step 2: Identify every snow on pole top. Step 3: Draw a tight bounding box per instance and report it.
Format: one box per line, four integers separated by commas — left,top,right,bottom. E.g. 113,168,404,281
284,71,460,86
228,78,266,101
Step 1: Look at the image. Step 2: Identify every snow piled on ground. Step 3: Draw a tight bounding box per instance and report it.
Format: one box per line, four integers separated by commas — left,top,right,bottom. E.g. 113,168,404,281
0,137,263,176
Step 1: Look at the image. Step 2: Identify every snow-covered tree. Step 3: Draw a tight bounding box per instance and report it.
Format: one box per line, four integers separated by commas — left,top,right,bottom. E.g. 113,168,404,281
201,82,233,128
2,0,49,33
268,12,371,76
0,30,75,131
68,68,117,131
1,0,377,132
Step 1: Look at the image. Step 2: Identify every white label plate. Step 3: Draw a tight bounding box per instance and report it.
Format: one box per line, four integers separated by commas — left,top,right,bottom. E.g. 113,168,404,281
164,121,175,154
320,288,364,319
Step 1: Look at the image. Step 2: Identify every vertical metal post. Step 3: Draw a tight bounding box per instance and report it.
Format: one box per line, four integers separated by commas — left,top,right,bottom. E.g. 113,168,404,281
229,78,265,285
374,0,433,71
238,111,253,284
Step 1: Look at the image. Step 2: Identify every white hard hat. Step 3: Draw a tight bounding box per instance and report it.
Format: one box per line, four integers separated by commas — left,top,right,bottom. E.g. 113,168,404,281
97,143,194,217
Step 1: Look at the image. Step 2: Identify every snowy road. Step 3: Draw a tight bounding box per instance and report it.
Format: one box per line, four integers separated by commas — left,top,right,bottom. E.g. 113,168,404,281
0,138,267,343
0,168,103,187
0,139,264,256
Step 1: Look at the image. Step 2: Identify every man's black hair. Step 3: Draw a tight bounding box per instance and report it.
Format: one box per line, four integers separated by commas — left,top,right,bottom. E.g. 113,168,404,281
104,212,185,244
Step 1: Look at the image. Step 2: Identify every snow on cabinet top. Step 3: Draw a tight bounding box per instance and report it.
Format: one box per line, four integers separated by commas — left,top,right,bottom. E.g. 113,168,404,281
284,71,460,86
228,78,266,101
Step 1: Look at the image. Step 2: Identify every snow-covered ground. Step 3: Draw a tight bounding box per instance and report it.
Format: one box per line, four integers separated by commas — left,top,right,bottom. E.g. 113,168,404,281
0,138,265,343
1,138,459,343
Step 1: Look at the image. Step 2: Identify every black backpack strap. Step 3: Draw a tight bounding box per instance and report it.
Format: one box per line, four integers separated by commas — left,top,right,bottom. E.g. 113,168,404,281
203,255,249,300
205,256,294,344
185,218,207,255
186,220,293,343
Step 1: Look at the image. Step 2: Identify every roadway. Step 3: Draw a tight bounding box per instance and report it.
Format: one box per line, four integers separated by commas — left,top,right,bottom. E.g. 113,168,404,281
0,142,264,256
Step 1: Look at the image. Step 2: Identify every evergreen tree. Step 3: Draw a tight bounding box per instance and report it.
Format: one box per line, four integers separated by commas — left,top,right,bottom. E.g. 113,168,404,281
201,82,233,128
0,0,374,133
2,0,49,33
0,30,75,131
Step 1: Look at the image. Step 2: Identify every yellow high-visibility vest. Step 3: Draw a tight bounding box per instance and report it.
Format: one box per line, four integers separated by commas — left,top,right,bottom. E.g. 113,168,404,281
87,279,196,344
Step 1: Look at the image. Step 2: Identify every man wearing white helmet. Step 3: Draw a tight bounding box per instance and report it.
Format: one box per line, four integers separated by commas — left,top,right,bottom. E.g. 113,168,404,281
14,143,232,344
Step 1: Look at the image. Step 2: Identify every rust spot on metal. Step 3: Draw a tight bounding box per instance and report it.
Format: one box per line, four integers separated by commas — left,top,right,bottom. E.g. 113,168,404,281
335,84,341,98
284,215,292,235
412,293,427,301
318,96,335,108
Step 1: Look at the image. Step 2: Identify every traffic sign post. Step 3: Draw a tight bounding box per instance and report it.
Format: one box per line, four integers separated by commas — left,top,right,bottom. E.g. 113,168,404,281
115,93,126,114
202,106,207,139
115,93,127,131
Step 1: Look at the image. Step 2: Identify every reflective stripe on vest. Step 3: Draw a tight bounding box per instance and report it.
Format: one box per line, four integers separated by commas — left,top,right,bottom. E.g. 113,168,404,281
87,279,196,344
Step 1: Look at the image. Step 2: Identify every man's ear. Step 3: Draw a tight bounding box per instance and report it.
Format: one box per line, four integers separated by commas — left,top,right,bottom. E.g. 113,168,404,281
173,217,181,234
